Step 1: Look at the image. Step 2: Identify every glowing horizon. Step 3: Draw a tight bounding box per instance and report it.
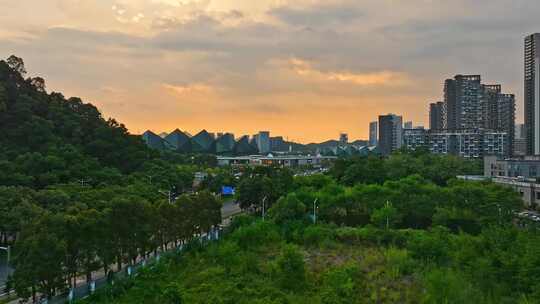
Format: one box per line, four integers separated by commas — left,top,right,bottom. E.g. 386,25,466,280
0,0,533,142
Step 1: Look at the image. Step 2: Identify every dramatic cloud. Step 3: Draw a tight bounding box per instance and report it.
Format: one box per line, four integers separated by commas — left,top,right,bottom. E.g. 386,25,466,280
0,0,538,142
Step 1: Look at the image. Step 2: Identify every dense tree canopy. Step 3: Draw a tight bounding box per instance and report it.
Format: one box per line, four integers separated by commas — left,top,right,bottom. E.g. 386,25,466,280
0,56,223,301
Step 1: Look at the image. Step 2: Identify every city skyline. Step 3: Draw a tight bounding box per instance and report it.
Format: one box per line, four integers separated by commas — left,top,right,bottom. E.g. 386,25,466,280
1,1,538,142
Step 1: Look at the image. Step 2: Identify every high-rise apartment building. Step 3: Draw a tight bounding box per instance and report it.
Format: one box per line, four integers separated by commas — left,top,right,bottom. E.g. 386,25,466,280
378,114,403,156
404,121,413,129
369,121,378,146
445,75,484,130
256,131,271,154
429,101,445,130
483,85,515,156
515,123,527,156
442,75,515,156
525,33,540,155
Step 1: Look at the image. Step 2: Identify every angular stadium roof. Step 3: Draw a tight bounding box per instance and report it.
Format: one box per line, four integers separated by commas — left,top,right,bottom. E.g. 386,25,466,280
142,130,172,150
234,135,258,155
214,133,235,155
191,129,215,153
165,129,191,152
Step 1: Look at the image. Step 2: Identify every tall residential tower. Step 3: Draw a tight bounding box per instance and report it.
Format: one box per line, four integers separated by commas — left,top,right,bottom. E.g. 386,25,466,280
378,114,403,156
525,33,540,155
429,101,445,131
369,121,378,146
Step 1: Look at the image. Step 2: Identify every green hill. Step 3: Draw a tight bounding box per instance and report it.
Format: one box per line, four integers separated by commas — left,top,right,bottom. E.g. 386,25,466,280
0,55,155,189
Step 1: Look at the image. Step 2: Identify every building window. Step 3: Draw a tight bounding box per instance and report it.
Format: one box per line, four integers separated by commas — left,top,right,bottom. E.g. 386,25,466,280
536,192,540,200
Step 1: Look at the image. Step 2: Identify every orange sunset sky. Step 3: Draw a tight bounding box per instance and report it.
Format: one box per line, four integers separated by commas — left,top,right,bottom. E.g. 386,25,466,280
0,0,536,143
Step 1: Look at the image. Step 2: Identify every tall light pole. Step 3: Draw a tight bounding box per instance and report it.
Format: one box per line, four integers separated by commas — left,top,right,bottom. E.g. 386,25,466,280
0,246,10,264
386,201,390,230
262,196,267,221
159,190,172,204
313,198,319,224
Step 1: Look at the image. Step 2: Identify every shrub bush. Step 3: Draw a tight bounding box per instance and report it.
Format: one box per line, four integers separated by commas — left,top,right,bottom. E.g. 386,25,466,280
303,225,336,247
232,221,280,250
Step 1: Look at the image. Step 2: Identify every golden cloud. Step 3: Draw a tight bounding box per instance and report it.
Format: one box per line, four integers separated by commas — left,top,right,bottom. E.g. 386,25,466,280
162,83,214,95
287,58,410,86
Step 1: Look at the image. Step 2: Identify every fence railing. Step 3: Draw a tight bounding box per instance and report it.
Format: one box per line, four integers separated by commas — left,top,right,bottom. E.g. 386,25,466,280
16,227,224,304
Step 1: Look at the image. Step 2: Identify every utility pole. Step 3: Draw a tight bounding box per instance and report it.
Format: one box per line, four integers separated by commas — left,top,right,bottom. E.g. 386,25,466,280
313,198,319,224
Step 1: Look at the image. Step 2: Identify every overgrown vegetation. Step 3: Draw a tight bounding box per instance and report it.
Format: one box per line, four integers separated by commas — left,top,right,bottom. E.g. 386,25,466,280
82,155,534,303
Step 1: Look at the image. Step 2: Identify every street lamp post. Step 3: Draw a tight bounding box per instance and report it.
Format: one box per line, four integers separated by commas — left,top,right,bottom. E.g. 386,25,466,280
159,190,172,204
313,198,319,224
262,196,267,221
0,246,10,265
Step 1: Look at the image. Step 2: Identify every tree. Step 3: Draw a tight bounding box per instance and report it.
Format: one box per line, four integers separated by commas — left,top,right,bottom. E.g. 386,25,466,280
0,83,6,112
269,193,307,225
274,244,306,291
194,191,222,233
12,214,68,300
370,201,399,229
236,176,270,210
29,77,46,92
6,55,26,76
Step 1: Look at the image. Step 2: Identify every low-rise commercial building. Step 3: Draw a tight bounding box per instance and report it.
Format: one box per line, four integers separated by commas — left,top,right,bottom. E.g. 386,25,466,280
403,129,508,158
484,155,540,179
217,154,337,167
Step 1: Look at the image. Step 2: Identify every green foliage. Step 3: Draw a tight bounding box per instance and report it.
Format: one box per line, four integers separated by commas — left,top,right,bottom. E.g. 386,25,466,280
331,152,481,187
371,201,399,229
407,227,451,264
422,268,479,304
269,193,308,225
273,244,306,291
232,221,280,250
228,214,258,231
303,225,336,248
235,167,294,210
319,265,359,304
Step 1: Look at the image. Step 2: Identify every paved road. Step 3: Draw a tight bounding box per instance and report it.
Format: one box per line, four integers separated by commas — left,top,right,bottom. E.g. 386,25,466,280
221,200,242,226
221,200,242,219
0,252,12,286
